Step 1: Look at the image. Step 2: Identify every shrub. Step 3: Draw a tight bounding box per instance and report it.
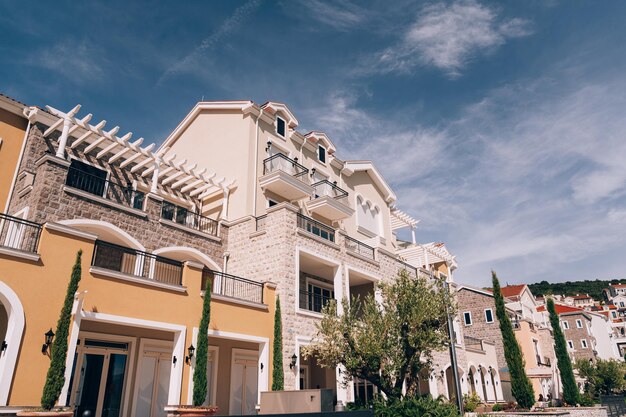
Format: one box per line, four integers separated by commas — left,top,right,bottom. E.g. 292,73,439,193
491,403,504,412
271,296,284,390
41,250,82,410
192,286,211,405
463,392,482,412
371,395,460,417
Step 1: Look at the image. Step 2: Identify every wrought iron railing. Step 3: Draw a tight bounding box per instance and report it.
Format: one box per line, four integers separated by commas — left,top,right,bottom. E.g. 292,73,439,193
311,180,348,204
345,235,375,260
91,240,183,286
202,268,264,304
299,289,334,313
464,336,484,350
161,202,218,236
396,259,419,278
66,167,145,210
255,215,267,231
0,213,42,253
263,153,309,181
297,213,335,242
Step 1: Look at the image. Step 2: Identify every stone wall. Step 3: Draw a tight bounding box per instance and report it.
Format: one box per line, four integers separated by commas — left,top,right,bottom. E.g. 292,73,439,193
6,124,225,268
561,313,596,362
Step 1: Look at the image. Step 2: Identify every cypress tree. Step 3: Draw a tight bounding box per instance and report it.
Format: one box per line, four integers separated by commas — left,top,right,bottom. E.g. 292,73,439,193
193,285,211,405
547,297,579,405
272,296,284,390
41,250,82,410
492,271,535,409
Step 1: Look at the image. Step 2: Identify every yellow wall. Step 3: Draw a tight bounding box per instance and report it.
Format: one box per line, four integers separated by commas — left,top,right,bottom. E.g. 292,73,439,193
0,108,27,211
0,225,275,406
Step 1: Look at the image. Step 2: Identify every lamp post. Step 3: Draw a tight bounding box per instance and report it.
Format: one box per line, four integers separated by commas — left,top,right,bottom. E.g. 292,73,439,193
41,328,55,355
185,344,195,364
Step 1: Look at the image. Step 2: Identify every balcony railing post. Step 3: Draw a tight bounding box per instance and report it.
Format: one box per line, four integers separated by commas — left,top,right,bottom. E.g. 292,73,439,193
0,213,43,253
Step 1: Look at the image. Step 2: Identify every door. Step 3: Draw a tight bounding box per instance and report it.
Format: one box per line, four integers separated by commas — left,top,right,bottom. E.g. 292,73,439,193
229,349,259,415
134,347,172,417
299,365,309,389
70,341,129,417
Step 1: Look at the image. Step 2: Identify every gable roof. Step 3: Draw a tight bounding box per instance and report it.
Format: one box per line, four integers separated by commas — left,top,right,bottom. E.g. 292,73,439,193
342,160,396,203
261,101,299,127
501,284,527,299
304,131,336,154
537,303,588,317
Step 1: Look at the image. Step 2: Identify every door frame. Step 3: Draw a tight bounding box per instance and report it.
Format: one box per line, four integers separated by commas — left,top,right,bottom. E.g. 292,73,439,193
299,365,309,390
131,338,174,417
229,348,259,415
69,331,136,417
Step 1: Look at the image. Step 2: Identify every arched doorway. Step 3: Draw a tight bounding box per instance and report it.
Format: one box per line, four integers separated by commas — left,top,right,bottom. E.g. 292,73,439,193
0,281,25,405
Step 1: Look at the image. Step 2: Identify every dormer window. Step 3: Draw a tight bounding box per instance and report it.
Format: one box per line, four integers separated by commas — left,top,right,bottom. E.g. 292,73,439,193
318,145,326,163
276,116,286,138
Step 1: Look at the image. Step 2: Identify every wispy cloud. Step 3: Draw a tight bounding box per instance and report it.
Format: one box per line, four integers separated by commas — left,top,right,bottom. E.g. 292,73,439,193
293,0,368,31
28,40,108,84
158,0,261,84
375,0,532,77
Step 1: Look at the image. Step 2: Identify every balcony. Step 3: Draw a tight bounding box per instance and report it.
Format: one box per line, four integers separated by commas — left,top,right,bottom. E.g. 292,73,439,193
91,240,183,287
299,289,334,313
161,202,218,237
259,153,313,200
345,235,375,260
65,167,145,211
297,213,336,243
0,213,42,254
202,268,264,304
305,180,354,221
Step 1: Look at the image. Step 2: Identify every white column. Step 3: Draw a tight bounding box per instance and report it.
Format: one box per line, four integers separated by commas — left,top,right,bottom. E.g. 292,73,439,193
55,117,72,159
221,188,230,220
411,227,416,245
336,366,350,406
335,266,344,315
428,373,439,397
475,371,486,401
150,160,161,193
484,371,496,402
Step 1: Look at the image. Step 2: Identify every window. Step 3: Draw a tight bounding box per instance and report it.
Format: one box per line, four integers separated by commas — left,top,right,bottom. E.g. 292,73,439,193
463,312,472,326
576,319,583,328
562,321,570,330
318,145,326,163
581,339,588,349
567,340,574,350
267,199,278,208
485,309,494,323
621,302,625,307
354,378,376,404
306,279,334,313
161,201,189,225
276,116,286,137
612,311,618,319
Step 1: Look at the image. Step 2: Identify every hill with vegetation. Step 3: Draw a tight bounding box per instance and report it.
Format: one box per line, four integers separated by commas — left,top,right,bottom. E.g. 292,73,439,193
527,279,625,301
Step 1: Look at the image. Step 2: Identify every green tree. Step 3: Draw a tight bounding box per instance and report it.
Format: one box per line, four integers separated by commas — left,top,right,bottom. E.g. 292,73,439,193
272,296,284,390
492,271,535,409
547,297,579,405
304,270,452,400
575,358,626,397
41,250,83,410
192,286,211,405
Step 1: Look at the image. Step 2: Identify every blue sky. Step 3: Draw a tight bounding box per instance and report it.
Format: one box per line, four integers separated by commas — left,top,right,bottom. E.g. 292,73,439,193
2,0,626,287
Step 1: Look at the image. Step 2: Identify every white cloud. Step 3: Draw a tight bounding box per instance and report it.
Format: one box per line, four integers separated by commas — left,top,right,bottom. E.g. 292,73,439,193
376,0,532,77
30,40,107,84
295,0,368,31
159,0,261,84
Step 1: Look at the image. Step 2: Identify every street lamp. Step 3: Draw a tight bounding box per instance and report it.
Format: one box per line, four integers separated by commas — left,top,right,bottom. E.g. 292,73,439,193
289,354,298,369
185,344,195,364
42,328,55,355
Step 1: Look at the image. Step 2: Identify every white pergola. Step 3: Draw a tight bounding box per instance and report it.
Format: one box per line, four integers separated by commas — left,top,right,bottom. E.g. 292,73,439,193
28,104,235,215
390,206,420,244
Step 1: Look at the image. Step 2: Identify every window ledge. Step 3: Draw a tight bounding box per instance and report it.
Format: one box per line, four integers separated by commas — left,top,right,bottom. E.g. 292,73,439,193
296,309,324,319
249,230,266,238
201,291,268,311
159,218,221,242
0,246,40,262
90,266,187,293
296,229,340,250
64,186,148,218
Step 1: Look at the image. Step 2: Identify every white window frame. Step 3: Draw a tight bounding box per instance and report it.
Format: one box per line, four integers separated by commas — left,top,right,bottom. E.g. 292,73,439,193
562,321,569,330
576,319,583,328
484,308,494,324
463,311,473,326
581,339,588,349
276,116,286,138
317,144,327,164
305,277,335,313
567,340,574,350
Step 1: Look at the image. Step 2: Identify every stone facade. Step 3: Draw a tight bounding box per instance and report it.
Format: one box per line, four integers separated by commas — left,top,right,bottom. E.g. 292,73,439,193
560,313,596,362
